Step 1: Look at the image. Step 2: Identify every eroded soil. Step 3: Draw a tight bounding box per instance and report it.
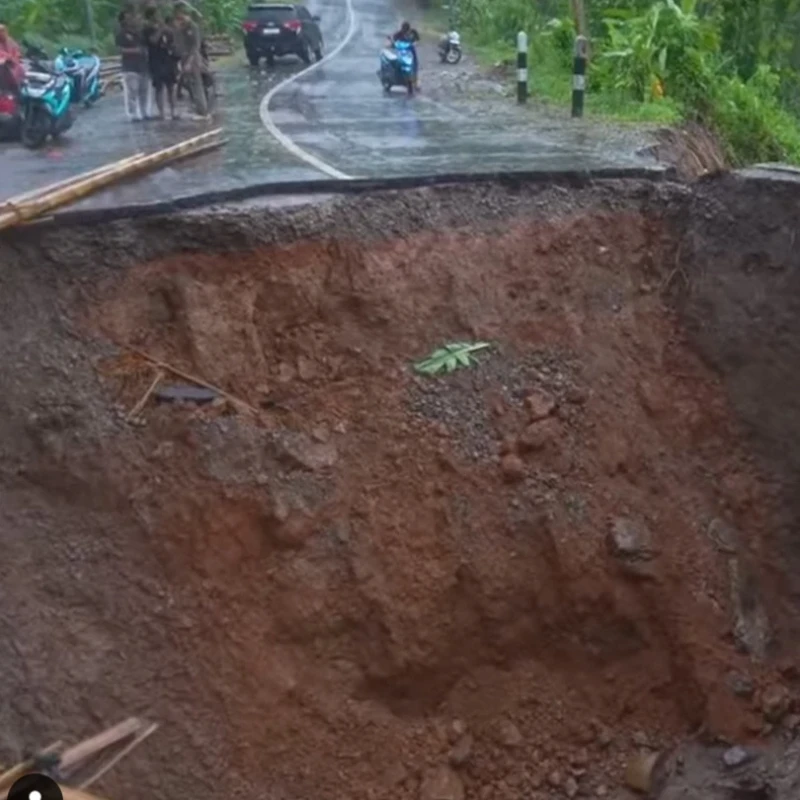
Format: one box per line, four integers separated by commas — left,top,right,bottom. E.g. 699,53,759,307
1,176,798,800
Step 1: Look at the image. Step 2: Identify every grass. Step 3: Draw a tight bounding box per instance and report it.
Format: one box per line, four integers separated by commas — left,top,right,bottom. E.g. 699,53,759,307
422,8,682,127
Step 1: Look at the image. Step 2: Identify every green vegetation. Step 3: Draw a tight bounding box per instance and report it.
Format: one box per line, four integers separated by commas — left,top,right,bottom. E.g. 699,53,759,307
413,342,492,375
433,0,800,165
2,0,245,55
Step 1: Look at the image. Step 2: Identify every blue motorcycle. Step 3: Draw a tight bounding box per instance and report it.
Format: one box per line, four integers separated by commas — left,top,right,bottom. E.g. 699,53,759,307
379,38,415,96
19,53,73,148
54,48,102,107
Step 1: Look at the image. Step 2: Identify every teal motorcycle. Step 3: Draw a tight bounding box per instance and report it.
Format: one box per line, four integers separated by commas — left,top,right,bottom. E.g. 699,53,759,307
19,43,74,148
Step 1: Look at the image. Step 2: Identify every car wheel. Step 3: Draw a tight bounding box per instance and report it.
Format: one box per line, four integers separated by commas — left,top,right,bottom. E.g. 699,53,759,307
246,50,260,66
298,42,312,65
265,52,275,67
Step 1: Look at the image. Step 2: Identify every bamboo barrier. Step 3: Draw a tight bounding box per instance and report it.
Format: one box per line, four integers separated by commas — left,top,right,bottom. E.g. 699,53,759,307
0,154,145,213
0,129,224,232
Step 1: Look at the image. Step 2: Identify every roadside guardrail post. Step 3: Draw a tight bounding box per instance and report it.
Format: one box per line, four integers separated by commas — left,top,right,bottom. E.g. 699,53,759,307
572,35,588,118
517,31,528,104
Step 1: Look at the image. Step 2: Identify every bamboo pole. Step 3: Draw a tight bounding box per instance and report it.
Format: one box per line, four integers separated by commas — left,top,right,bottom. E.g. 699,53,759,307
0,154,145,212
62,786,111,800
0,130,223,231
122,344,261,416
77,723,158,790
27,138,228,229
0,742,63,793
126,369,165,420
57,719,145,776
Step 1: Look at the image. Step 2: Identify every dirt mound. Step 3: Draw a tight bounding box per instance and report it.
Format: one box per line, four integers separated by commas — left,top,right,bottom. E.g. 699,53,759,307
644,123,728,180
0,177,798,800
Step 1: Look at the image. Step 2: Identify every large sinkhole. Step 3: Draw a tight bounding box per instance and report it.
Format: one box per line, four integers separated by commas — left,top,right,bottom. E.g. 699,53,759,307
1,174,799,800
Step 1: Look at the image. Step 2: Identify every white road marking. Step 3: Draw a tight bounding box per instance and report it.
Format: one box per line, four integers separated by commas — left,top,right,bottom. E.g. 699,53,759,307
259,0,359,179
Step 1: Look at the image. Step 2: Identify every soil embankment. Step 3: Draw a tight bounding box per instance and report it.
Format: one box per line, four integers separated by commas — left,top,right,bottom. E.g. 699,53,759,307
0,173,799,800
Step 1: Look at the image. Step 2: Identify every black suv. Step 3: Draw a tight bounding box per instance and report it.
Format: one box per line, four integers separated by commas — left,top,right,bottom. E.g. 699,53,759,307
242,4,324,67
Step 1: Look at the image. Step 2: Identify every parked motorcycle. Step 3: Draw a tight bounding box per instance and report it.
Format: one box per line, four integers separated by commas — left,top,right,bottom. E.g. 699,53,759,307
438,30,462,64
379,38,415,96
54,48,101,107
19,59,73,148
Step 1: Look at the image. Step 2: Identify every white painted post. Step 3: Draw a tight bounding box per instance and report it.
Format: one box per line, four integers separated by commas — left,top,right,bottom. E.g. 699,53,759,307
516,31,528,104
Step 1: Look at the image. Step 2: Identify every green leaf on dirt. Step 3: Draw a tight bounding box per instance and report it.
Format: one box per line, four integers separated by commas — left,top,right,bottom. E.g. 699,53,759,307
413,342,492,376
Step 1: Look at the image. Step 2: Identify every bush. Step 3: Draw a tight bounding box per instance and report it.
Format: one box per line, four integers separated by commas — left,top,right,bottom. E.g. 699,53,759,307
710,66,800,164
593,0,719,103
460,0,542,47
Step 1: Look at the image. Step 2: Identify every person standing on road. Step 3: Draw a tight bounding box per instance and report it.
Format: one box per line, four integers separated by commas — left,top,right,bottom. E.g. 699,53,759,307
173,2,209,119
116,7,150,121
143,6,179,120
0,21,24,88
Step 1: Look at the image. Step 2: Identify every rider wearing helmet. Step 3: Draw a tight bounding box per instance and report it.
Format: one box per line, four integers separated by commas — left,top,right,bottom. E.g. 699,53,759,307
392,21,420,88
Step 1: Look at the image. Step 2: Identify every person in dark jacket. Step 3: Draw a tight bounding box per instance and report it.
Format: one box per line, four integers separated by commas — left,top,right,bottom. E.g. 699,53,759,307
143,7,179,119
116,7,150,121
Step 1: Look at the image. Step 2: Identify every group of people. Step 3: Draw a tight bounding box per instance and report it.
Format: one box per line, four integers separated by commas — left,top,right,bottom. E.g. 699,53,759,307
116,2,212,122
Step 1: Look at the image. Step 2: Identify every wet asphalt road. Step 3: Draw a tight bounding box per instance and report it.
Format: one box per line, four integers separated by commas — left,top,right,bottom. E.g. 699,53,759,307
0,0,655,210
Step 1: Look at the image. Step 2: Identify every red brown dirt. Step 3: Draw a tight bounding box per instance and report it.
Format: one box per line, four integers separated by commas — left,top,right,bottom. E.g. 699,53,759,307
77,211,782,797
1,180,797,800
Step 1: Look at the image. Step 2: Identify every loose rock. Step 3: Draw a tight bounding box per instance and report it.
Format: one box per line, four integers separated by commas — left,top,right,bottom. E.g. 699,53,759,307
722,745,753,768
624,752,659,793
564,776,579,798
762,684,791,723
727,671,755,699
607,517,656,561
500,454,526,483
497,720,523,748
275,431,338,471
547,770,562,788
570,748,589,768
449,734,474,767
519,418,560,452
420,765,465,800
595,725,613,749
707,517,740,554
448,719,468,742
525,390,556,421
631,731,649,749
783,713,800,731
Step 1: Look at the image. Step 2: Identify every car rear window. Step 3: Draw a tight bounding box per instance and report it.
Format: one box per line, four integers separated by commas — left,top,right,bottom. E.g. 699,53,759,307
247,5,296,22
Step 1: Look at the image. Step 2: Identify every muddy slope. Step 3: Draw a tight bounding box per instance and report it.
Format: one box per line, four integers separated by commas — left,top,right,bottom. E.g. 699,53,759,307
0,176,798,800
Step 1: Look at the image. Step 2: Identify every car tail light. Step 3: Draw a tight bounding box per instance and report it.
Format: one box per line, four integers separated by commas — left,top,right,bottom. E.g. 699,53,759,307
242,21,257,32
0,93,16,114
283,19,302,32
